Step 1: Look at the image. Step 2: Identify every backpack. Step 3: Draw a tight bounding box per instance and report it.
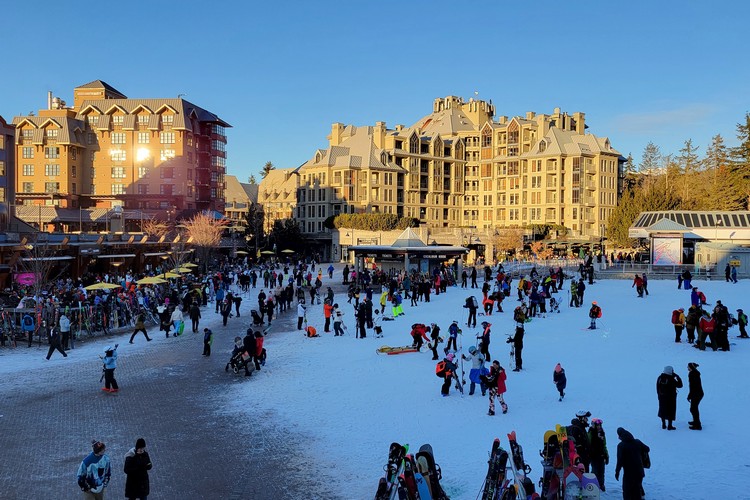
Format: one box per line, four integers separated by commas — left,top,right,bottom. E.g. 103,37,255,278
435,361,447,378
471,297,478,309
596,306,602,318
740,313,748,326
671,310,681,324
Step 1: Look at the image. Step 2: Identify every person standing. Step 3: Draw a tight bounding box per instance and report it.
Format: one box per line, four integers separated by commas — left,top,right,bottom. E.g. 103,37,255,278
429,323,442,360
470,267,478,288
233,295,243,317
59,313,72,350
129,313,152,344
685,305,701,344
461,269,468,288
102,345,119,393
569,279,579,308
483,360,507,415
642,274,649,296
588,301,601,330
45,324,68,360
553,363,566,401
438,352,457,397
202,328,213,356
656,365,683,429
507,324,524,371
576,278,586,305
332,304,345,336
725,263,731,282
170,306,184,336
22,312,35,347
614,427,649,500
731,265,738,283
124,437,152,500
588,418,609,492
297,301,306,330
687,362,704,430
189,301,201,333
671,308,685,342
77,440,111,500
478,321,492,362
446,321,459,352
464,296,478,328
462,345,487,396
323,300,333,333
737,309,749,338
220,299,232,327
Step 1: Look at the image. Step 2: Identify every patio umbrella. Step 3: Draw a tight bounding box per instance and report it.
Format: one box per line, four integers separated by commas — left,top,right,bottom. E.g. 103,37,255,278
183,263,199,268
235,250,249,255
161,272,181,279
260,250,275,255
84,282,122,291
136,276,168,285
281,249,295,254
171,267,194,273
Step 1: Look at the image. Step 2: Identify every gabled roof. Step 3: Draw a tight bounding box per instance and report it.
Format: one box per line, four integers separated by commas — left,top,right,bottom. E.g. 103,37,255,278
74,98,230,130
407,106,477,137
76,80,127,98
391,228,426,248
11,115,88,146
647,218,690,232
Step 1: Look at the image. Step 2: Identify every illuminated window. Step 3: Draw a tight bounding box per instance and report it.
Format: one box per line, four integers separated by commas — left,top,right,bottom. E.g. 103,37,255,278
112,115,124,126
160,150,175,161
110,149,126,162
22,147,34,158
111,167,126,179
160,132,175,144
45,164,60,176
45,147,60,159
138,132,150,144
23,182,34,193
46,129,59,138
23,164,34,176
111,133,126,144
45,182,60,193
111,183,125,195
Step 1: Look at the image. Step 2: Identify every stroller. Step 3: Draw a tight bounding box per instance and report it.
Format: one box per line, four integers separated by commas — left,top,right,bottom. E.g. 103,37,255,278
226,349,256,375
251,310,265,326
549,297,561,313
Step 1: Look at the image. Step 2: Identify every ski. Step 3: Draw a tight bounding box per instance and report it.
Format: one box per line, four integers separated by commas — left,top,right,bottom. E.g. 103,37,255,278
416,444,449,500
481,438,508,500
401,454,420,500
555,424,570,496
507,431,535,499
375,442,408,500
539,430,562,500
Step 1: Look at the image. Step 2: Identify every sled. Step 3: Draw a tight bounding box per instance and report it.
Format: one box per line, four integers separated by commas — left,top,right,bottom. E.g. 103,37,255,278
377,345,421,355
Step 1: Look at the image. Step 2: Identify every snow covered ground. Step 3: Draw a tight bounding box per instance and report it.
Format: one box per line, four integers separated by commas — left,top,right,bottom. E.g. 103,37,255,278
224,273,748,499
2,271,747,499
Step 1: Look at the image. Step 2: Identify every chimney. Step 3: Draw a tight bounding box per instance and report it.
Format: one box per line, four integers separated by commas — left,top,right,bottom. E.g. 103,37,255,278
374,121,386,149
48,91,53,110
498,116,507,124
330,122,344,146
573,112,586,134
525,111,536,120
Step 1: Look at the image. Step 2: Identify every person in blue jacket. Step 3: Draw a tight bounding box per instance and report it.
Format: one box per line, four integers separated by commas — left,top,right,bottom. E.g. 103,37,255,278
102,344,119,393
77,440,111,497
22,313,35,347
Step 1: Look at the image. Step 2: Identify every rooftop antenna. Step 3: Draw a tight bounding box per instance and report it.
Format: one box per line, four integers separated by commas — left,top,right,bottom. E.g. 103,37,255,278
177,93,187,99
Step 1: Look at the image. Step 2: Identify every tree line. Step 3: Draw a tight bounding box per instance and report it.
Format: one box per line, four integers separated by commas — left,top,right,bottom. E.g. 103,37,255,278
607,113,750,247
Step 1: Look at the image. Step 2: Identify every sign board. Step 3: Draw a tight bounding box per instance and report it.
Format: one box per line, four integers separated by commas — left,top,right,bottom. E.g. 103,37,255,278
14,272,36,285
729,259,741,267
652,237,682,266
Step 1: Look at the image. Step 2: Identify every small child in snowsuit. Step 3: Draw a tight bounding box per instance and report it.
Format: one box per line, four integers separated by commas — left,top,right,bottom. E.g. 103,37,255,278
373,311,383,338
737,309,749,338
553,363,567,401
438,353,458,397
202,328,213,356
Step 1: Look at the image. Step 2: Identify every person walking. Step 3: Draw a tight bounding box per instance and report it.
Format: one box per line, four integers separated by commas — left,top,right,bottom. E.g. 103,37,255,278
77,440,111,500
220,299,232,327
553,363,566,401
129,313,152,343
588,418,609,492
671,308,685,343
687,362,704,430
170,306,184,336
59,313,72,350
483,360,507,415
45,324,68,360
614,427,649,500
725,263,731,282
189,301,201,333
124,437,152,500
102,344,119,393
656,365,683,430
202,328,214,356
737,309,749,338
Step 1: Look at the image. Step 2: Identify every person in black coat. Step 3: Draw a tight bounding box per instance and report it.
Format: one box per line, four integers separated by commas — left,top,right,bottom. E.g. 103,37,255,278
124,437,152,500
568,410,592,472
553,363,566,401
507,325,524,371
687,362,704,430
656,365,683,430
464,296,478,328
615,427,649,500
188,301,201,333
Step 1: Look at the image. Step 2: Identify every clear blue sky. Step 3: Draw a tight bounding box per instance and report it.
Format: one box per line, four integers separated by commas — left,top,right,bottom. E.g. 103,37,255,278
2,1,748,179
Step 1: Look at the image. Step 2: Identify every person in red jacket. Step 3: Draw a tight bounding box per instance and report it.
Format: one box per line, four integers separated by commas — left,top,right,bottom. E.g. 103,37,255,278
323,300,334,333
410,323,430,350
253,331,265,370
482,360,508,415
632,275,644,297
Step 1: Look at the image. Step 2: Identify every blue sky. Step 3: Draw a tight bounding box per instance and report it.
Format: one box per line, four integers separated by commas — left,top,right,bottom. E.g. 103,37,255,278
1,1,748,179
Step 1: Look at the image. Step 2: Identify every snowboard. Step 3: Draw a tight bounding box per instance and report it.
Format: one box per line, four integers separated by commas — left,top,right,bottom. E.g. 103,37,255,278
377,345,421,355
416,444,448,499
481,438,508,500
375,442,407,500
539,430,562,499
579,472,601,499
555,425,570,494
401,455,420,500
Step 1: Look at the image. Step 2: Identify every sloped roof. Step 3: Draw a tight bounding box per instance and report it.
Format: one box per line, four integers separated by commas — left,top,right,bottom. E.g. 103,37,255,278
647,218,690,232
76,80,127,98
11,115,88,146
407,106,477,137
75,98,230,130
391,228,426,248
297,125,404,172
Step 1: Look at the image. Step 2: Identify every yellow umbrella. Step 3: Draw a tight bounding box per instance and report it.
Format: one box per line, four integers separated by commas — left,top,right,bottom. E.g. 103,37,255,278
136,276,168,285
84,282,122,291
235,250,249,255
171,267,193,273
183,263,199,268
161,272,181,279
260,250,275,255
281,249,295,254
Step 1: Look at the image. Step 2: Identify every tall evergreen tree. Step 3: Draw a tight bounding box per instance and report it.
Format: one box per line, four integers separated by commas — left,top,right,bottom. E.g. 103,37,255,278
676,139,700,205
261,161,276,179
622,153,637,190
248,174,257,185
639,142,662,173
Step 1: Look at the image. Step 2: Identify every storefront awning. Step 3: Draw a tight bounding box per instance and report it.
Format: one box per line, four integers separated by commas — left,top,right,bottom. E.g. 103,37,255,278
96,254,136,259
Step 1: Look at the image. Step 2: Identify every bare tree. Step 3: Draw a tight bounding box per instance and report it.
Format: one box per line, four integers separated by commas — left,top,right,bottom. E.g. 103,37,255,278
530,241,555,260
183,212,228,272
141,218,170,240
16,236,69,298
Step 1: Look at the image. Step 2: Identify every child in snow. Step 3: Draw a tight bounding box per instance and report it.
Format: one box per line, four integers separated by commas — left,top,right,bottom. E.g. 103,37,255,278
373,310,383,338
462,346,488,396
446,320,460,352
737,309,748,338
429,323,441,360
202,328,213,356
588,302,601,330
482,360,507,415
554,363,567,401
437,352,458,397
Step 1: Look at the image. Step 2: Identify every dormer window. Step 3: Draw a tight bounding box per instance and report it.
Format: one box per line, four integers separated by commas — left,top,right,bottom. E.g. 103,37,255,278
539,140,547,153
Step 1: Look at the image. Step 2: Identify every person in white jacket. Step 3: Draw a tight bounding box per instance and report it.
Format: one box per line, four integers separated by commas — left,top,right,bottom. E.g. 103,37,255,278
297,302,306,331
59,313,72,350
170,307,184,336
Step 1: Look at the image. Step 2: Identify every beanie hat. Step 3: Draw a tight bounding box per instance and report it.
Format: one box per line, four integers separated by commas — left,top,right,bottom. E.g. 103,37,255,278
688,362,699,370
663,365,674,375
554,363,562,373
446,353,455,362
92,441,106,454
135,438,146,450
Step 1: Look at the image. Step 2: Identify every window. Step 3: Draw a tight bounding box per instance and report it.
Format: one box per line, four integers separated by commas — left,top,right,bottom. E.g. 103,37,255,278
538,140,546,153
211,140,225,152
211,124,224,135
110,184,125,195
138,115,150,126
187,169,193,181
138,132,150,144
111,167,126,179
22,129,33,140
160,149,175,161
160,132,175,144
87,115,99,127
160,167,174,179
23,182,34,193
90,184,96,195
187,135,193,147
46,129,59,138
23,164,34,176
70,147,77,160
187,152,192,163
22,147,34,158
137,184,149,195
160,184,173,195
211,188,217,198
45,147,60,159
161,114,174,126
45,182,60,193
111,133,126,144
88,133,97,145
187,186,193,197
45,164,60,176
112,115,124,126
138,166,149,179
110,149,126,162
91,166,96,178
0,162,4,176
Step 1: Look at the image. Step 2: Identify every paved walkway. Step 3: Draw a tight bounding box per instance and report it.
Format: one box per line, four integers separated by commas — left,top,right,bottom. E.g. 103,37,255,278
0,282,342,499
